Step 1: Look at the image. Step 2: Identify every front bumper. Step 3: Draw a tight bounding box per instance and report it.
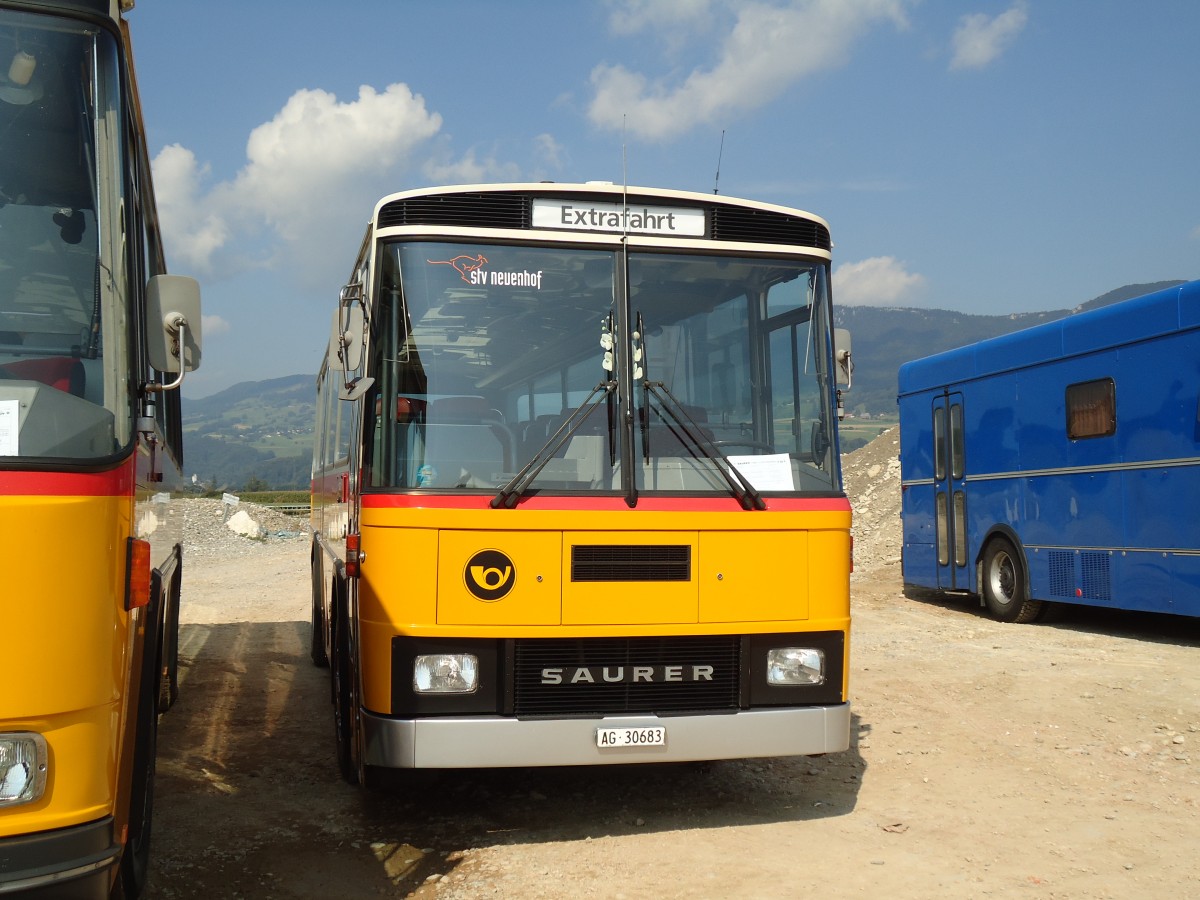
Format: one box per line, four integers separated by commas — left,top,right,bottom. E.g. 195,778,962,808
363,703,851,768
0,816,119,898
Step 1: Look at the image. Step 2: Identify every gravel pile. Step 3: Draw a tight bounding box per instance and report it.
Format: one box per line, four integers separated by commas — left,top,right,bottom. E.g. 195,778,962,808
841,425,902,575
181,498,311,559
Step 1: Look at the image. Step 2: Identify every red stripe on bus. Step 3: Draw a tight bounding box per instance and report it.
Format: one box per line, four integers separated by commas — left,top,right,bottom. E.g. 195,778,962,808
0,460,135,496
359,494,850,512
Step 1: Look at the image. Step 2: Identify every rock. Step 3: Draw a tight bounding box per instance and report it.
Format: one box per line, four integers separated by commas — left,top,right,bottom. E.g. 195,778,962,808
225,510,265,539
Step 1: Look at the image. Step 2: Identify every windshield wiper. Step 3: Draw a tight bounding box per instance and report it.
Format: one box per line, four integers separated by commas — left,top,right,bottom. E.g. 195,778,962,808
641,379,766,512
491,381,616,508
634,309,763,510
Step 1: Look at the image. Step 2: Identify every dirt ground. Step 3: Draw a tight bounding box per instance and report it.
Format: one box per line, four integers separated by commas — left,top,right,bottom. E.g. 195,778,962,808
146,477,1200,898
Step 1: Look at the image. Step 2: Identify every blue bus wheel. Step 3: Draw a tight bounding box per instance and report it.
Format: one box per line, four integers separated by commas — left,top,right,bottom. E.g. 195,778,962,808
981,537,1042,624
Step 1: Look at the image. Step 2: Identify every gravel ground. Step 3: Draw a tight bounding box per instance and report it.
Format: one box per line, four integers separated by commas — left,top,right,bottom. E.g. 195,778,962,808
145,434,1200,899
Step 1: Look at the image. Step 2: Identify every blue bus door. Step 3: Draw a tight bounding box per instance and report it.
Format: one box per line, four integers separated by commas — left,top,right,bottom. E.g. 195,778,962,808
933,393,970,590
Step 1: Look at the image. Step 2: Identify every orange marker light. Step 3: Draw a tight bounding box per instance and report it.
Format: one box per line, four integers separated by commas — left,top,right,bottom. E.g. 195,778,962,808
126,538,152,610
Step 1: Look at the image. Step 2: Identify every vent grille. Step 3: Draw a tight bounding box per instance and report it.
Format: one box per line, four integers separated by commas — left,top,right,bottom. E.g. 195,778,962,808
1049,551,1074,597
571,545,691,582
378,192,530,230
513,636,740,716
377,191,830,250
1080,551,1111,601
710,205,831,250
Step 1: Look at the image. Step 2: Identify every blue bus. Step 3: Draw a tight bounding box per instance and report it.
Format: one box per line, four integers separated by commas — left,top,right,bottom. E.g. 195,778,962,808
897,280,1200,622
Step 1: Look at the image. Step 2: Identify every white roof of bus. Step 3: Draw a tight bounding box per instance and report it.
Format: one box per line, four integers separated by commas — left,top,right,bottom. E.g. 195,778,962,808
370,182,829,229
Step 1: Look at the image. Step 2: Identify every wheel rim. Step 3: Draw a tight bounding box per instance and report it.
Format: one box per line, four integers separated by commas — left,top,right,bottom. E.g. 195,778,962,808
988,549,1015,603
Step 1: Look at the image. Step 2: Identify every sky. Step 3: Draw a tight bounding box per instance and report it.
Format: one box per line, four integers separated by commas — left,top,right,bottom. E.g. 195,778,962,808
125,0,1200,399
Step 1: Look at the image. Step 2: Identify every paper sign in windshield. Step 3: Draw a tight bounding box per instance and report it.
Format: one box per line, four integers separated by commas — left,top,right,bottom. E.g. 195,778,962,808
0,400,19,455
727,453,795,491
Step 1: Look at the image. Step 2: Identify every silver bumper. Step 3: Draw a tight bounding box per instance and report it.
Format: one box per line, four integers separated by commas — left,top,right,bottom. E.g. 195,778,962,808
362,704,851,768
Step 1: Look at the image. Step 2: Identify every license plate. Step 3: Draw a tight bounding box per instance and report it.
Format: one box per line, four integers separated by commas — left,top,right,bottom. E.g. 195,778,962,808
596,726,666,748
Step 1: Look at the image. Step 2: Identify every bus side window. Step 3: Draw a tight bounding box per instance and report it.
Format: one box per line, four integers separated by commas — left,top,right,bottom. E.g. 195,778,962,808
1065,378,1115,440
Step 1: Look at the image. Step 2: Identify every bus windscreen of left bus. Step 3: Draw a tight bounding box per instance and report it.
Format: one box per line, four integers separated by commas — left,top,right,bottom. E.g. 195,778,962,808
0,15,128,459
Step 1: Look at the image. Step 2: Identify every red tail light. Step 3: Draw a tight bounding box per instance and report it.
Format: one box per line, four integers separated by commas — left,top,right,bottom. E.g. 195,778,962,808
346,533,361,578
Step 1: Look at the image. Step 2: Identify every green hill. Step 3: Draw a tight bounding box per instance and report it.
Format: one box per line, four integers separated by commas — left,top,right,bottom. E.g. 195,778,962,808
182,374,315,490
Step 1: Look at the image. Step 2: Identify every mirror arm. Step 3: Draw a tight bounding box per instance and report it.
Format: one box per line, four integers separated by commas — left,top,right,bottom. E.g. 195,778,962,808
144,315,190,394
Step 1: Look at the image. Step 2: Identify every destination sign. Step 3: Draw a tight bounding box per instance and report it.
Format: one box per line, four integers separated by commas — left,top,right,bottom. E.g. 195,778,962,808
532,198,705,237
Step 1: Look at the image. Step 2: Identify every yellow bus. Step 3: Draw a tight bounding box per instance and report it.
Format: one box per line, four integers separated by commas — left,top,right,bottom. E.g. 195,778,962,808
0,1,201,896
311,182,852,785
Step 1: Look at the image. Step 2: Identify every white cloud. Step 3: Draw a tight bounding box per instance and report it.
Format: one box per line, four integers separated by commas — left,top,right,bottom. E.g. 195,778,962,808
607,0,715,34
606,0,717,53
949,2,1028,71
421,146,522,186
201,314,230,337
152,83,444,280
533,133,567,173
834,256,925,306
152,144,230,274
588,0,909,141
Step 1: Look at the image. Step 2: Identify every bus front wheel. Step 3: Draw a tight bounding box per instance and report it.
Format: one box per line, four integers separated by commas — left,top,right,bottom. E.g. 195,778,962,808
310,549,329,668
331,597,359,785
981,536,1042,624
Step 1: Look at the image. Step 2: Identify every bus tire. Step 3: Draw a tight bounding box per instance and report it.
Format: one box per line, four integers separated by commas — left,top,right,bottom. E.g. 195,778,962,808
981,536,1042,623
158,562,183,713
115,707,157,898
331,595,359,785
115,648,162,897
310,549,329,668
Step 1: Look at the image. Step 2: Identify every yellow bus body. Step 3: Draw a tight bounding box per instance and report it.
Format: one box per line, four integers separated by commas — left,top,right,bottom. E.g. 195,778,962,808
355,504,851,714
312,182,852,778
0,492,132,837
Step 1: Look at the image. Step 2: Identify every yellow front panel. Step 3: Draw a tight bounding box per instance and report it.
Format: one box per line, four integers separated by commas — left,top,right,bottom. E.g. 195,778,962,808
436,530,563,625
358,526,441,713
357,504,851,637
358,526,440,629
0,492,128,838
807,527,852,622
698,530,809,623
0,706,115,838
562,531,698,625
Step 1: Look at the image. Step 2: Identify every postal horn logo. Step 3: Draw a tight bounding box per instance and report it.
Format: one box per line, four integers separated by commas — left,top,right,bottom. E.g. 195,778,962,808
464,549,515,601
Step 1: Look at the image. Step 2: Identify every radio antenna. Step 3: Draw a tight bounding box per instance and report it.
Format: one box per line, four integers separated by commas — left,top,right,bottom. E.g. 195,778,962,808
713,129,725,194
621,114,629,234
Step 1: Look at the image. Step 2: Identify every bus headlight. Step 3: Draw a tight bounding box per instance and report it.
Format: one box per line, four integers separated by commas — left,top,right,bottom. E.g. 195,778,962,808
413,654,479,694
0,733,48,806
766,648,825,686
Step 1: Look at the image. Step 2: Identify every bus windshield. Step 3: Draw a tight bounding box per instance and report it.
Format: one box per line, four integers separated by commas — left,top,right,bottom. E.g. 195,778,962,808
0,12,129,460
362,240,839,496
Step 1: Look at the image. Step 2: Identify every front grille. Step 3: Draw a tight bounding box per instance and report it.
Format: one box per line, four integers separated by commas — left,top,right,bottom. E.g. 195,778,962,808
571,544,691,582
513,636,741,716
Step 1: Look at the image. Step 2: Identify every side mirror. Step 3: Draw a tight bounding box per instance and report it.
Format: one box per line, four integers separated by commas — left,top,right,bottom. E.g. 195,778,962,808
330,285,366,372
146,275,202,375
834,328,852,389
330,285,373,401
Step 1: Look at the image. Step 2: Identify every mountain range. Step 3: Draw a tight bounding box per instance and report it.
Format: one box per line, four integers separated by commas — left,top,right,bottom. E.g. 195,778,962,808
182,281,1187,489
